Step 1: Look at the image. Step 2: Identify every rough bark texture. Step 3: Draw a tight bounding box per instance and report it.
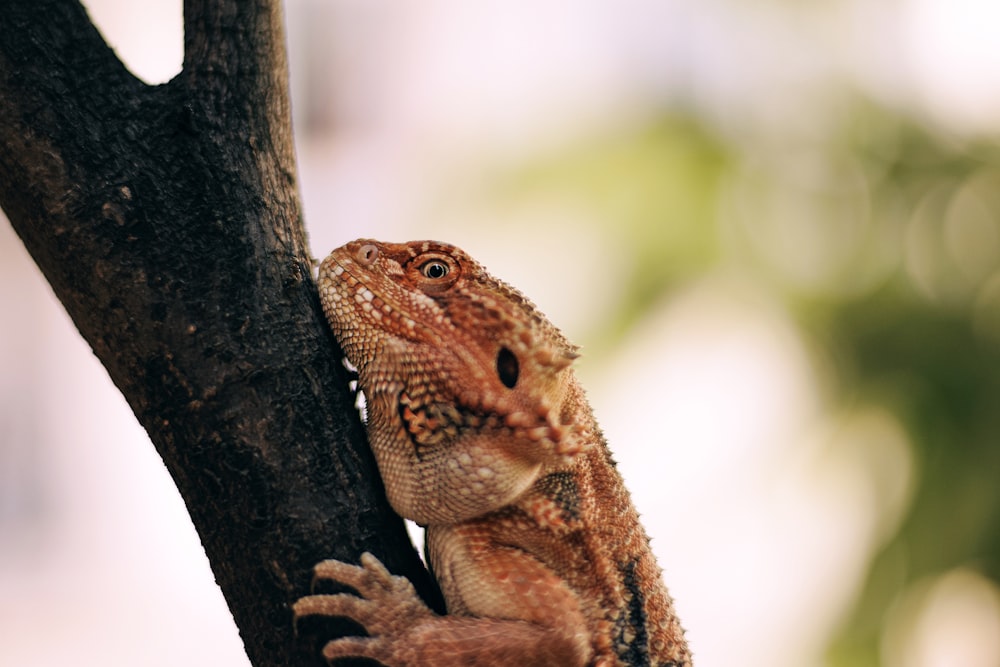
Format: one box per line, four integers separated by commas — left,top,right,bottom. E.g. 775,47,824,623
0,1,440,665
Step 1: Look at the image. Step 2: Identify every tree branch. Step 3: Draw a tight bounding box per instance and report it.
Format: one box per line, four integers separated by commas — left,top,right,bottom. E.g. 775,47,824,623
0,1,438,665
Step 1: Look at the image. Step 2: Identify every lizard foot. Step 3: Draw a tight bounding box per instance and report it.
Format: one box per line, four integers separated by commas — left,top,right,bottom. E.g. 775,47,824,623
293,552,436,664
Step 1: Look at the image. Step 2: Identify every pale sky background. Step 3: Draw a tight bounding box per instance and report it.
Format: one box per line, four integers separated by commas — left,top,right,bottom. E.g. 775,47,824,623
2,1,1000,666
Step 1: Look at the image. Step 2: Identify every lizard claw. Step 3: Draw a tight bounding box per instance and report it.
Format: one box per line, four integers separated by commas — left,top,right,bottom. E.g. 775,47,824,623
310,551,392,593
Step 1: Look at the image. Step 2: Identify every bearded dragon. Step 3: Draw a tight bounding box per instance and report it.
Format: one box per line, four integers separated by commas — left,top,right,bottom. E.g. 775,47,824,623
294,239,691,666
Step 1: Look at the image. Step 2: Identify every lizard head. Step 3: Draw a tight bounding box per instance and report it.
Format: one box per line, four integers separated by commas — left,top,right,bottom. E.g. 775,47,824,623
317,239,590,524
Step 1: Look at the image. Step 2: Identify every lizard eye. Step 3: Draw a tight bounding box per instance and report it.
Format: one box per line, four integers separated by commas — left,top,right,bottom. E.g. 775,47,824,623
410,252,460,293
420,261,449,280
496,347,519,389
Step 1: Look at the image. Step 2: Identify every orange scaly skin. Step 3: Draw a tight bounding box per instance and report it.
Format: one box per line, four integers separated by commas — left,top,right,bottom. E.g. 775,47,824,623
294,239,691,666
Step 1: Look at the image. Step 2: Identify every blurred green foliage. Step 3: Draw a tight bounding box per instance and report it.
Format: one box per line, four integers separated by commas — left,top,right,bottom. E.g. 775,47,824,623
820,117,1000,667
482,101,1000,665
491,116,730,349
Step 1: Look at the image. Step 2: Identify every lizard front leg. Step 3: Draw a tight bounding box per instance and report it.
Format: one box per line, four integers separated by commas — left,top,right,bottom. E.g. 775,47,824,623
293,552,591,666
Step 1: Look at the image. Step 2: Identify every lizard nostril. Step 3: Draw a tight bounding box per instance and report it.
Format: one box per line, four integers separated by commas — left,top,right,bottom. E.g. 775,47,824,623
357,244,379,265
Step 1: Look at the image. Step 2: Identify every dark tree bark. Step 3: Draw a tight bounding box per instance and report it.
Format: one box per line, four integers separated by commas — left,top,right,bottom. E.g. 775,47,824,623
0,1,440,665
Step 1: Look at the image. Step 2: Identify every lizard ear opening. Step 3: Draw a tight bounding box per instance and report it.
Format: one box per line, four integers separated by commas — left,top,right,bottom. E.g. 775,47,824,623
496,347,519,389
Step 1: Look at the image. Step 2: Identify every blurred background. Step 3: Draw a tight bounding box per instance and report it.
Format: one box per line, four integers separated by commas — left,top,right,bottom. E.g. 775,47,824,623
2,0,1000,665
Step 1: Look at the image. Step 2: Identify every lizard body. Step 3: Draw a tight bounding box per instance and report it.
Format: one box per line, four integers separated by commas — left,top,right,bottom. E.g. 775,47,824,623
294,239,691,666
